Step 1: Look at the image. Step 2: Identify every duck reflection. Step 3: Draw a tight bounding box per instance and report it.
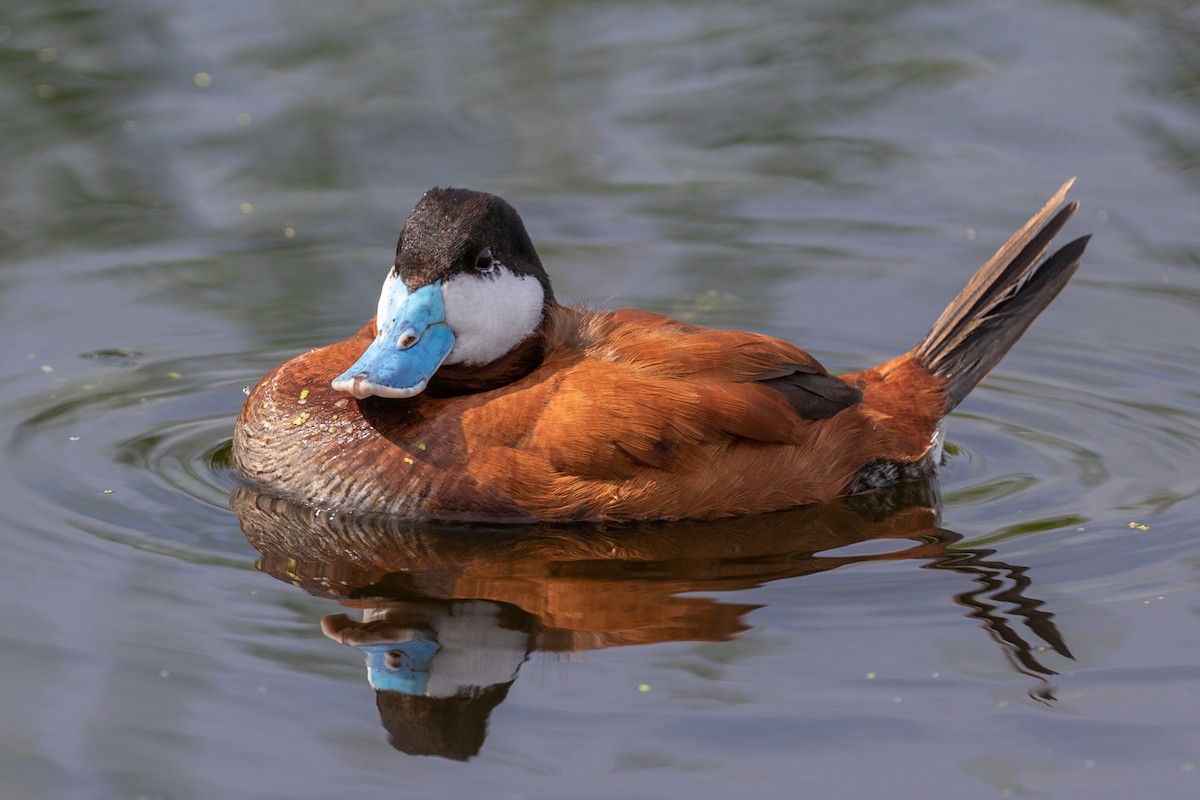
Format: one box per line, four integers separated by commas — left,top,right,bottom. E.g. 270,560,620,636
232,480,1072,760
322,600,529,760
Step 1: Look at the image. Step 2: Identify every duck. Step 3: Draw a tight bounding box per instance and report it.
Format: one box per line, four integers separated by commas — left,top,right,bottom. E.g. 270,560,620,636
232,181,1088,523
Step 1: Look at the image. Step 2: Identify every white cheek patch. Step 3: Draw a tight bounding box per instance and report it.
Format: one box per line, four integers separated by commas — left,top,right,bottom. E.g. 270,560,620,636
376,270,404,328
441,267,544,365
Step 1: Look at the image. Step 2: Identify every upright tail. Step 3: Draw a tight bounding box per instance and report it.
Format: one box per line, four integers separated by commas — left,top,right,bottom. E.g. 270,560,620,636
914,180,1090,412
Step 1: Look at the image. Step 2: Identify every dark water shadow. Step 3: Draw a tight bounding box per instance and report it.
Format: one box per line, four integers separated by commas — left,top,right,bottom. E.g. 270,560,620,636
232,480,1072,761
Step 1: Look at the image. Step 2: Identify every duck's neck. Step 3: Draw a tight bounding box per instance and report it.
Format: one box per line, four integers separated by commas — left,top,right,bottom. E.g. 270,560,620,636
425,305,560,397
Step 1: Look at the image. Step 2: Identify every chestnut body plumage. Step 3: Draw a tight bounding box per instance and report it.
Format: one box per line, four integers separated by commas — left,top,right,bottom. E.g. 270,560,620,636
232,182,1088,522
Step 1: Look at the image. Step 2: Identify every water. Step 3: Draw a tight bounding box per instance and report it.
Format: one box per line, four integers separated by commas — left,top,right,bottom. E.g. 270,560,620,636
2,1,1199,797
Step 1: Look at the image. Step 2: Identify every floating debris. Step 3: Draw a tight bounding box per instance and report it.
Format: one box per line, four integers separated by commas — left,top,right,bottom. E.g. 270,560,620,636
80,348,143,367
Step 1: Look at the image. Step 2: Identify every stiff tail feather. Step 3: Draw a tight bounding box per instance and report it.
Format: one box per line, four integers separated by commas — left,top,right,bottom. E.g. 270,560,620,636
914,180,1090,412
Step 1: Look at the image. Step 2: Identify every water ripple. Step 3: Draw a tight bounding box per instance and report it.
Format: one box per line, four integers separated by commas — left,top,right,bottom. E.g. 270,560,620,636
5,352,247,561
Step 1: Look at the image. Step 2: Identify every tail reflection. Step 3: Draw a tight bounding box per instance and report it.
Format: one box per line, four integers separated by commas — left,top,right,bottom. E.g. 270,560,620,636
232,480,1072,759
919,535,1073,700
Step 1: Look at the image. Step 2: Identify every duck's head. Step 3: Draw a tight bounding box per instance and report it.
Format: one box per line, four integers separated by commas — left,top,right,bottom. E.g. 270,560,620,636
332,188,555,400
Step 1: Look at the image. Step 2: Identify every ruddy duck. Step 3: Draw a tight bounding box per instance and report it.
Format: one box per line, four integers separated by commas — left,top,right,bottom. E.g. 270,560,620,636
232,181,1087,522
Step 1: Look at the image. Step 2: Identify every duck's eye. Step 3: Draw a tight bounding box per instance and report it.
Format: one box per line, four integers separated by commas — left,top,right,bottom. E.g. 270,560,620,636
474,248,496,274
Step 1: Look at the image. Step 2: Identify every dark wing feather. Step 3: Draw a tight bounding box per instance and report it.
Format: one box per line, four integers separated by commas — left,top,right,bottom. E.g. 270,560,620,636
754,363,863,421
